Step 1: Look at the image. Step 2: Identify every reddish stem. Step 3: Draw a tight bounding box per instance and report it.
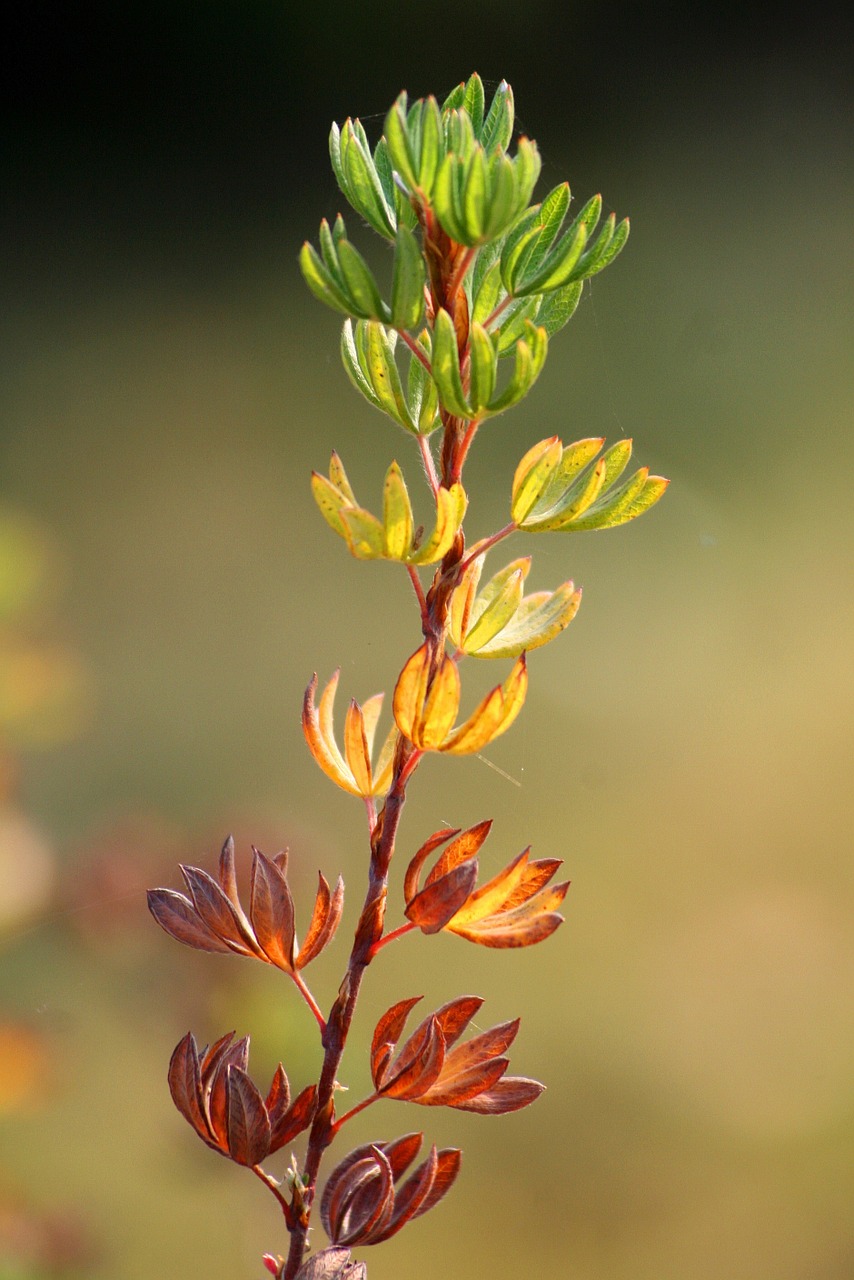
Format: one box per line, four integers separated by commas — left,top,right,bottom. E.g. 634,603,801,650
369,920,418,957
457,521,518,576
418,433,441,497
407,564,428,623
252,1165,293,1225
290,971,326,1033
397,327,432,373
446,245,477,304
329,1091,380,1136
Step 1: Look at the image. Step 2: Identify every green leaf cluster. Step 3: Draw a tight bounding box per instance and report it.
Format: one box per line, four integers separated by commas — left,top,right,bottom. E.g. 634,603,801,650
300,73,632,435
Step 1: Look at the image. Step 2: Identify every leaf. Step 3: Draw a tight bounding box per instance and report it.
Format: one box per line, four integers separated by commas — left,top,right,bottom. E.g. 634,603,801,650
405,857,479,933
269,1083,318,1152
430,308,471,418
146,888,234,955
226,1065,271,1166
296,873,344,968
167,1032,211,1144
294,1247,364,1280
441,654,527,755
382,462,414,559
390,225,426,331
179,865,257,955
249,847,296,971
454,1076,544,1114
371,997,423,1089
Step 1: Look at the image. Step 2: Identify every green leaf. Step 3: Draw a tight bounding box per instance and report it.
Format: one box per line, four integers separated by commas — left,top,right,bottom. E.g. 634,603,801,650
336,240,388,321
431,308,471,417
574,215,630,280
535,280,583,336
474,581,582,658
515,220,588,296
341,320,384,412
568,469,669,531
340,120,396,239
417,97,444,195
441,81,466,113
339,507,386,558
471,254,503,325
310,470,350,538
462,73,485,138
299,242,354,317
390,225,426,331
487,322,548,414
510,138,541,218
382,462,414,558
406,333,440,435
384,94,419,191
481,80,514,154
362,322,414,429
463,562,527,653
510,436,562,525
494,297,540,355
468,322,497,414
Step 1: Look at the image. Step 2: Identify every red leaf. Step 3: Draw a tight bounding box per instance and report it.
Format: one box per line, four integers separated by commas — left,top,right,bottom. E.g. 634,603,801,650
405,858,479,933
369,1144,438,1242
421,1055,509,1107
167,1033,214,1146
370,997,421,1088
269,1083,318,1153
380,1017,444,1101
265,1063,291,1118
453,1075,545,1114
249,848,296,970
431,995,483,1048
180,864,257,955
226,1065,271,1166
147,888,233,954
426,819,492,885
378,1132,423,1180
403,826,460,905
296,872,344,968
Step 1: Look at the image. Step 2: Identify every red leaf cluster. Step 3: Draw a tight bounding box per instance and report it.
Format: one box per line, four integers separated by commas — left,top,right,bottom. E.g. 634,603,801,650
168,1031,317,1167
147,836,343,973
370,995,543,1114
320,1133,460,1247
404,819,569,947
293,1246,366,1279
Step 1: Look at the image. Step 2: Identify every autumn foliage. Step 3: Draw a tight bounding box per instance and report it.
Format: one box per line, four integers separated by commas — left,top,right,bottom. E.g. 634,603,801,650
148,73,666,1280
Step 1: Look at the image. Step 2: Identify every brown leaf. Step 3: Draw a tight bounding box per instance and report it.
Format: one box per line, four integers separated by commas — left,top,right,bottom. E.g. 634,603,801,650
226,1065,271,1166
426,819,493,884
403,826,459,905
249,848,296,970
379,1017,444,1101
146,888,233,954
369,1144,438,1243
205,1034,249,1149
167,1033,213,1146
269,1083,318,1153
404,858,479,933
410,1147,462,1219
294,1248,365,1280
180,865,257,955
377,1132,423,1180
420,1056,509,1107
265,1063,290,1117
321,1146,395,1246
296,872,344,969
453,1075,545,1114
430,995,483,1048
370,997,421,1088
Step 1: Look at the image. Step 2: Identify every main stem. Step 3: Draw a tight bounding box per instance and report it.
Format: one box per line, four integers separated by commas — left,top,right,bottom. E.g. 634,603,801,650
282,210,473,1280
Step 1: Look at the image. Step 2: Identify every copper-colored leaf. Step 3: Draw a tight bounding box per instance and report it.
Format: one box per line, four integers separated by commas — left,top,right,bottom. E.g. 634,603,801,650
265,1062,290,1118
405,858,479,933
167,1033,212,1145
410,1147,462,1219
205,1034,249,1150
296,873,344,969
294,1248,366,1280
370,997,422,1089
426,819,493,884
146,888,233,954
249,848,296,971
380,1017,444,1101
269,1083,318,1152
420,1056,509,1107
226,1065,271,1166
321,1146,395,1246
403,826,459,906
180,864,257,955
377,1132,423,1180
430,995,484,1049
369,1144,439,1243
454,1075,545,1114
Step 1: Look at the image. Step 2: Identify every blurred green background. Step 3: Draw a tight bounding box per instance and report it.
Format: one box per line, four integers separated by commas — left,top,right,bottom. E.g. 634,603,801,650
1,4,852,1278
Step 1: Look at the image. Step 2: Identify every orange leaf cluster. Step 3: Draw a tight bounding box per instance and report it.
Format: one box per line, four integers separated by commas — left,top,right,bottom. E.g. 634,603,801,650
303,672,397,797
168,1031,316,1168
404,820,569,947
370,995,543,1114
320,1134,460,1247
392,643,527,754
147,836,343,974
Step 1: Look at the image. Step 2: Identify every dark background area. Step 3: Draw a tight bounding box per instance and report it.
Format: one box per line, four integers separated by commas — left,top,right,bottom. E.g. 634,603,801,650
1,5,852,1280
